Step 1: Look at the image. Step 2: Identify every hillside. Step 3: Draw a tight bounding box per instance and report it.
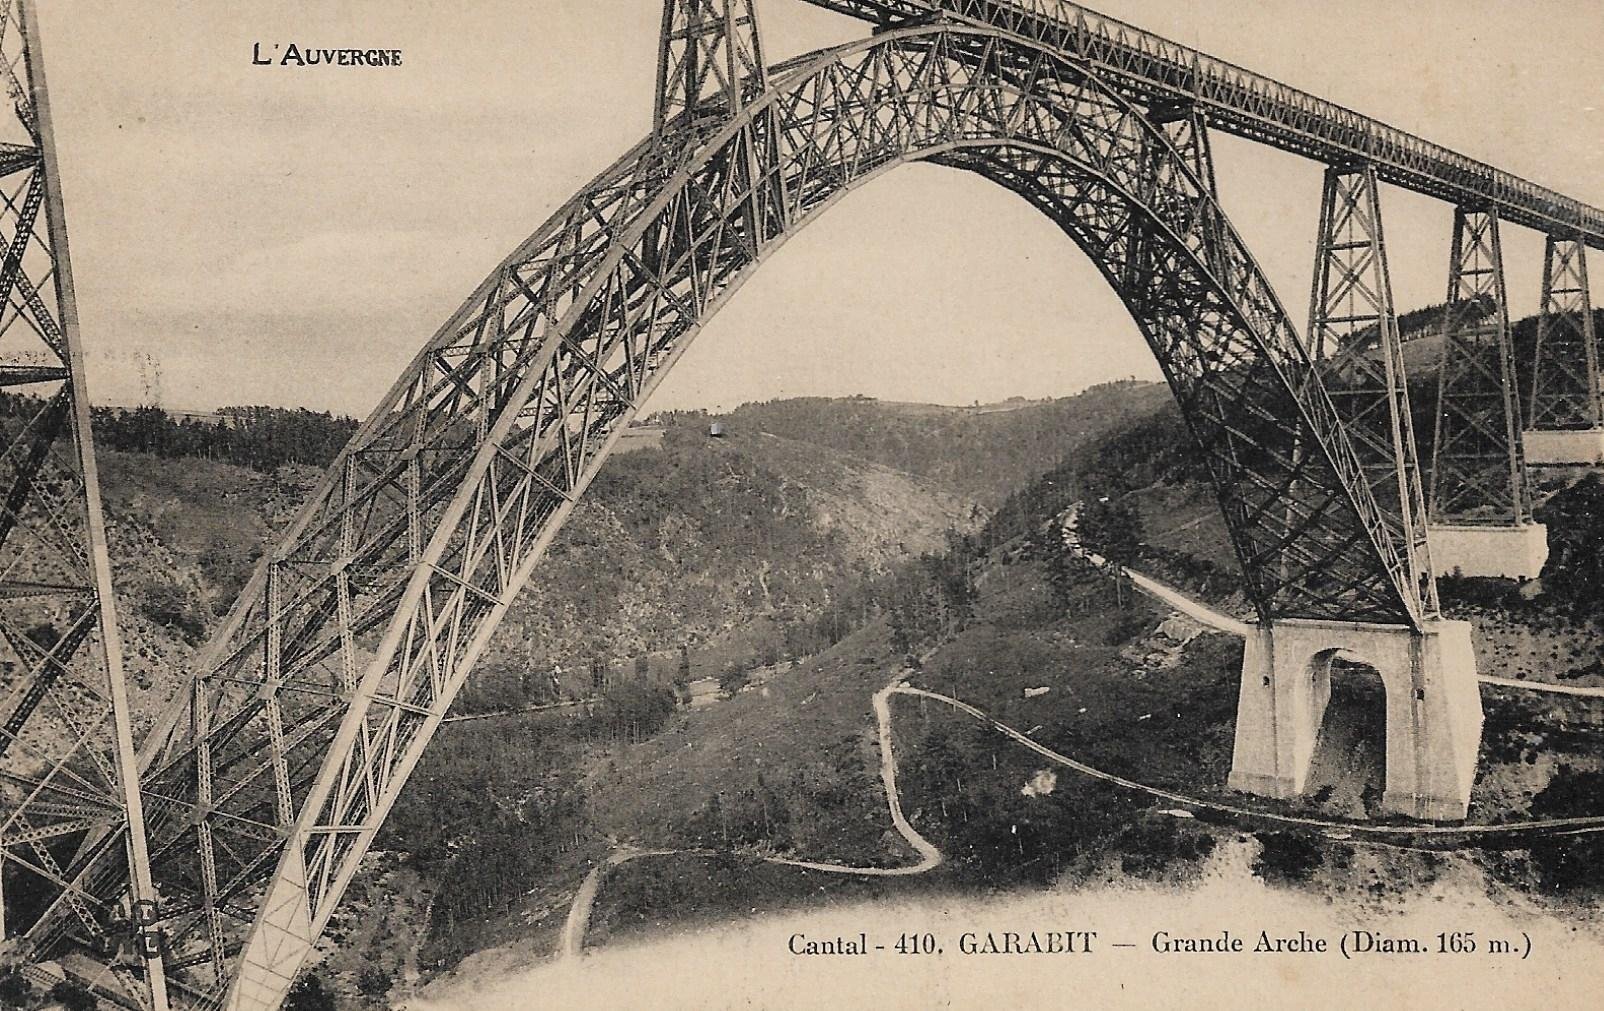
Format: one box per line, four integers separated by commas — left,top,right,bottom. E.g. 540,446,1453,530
27,357,1604,1008
80,408,982,713
468,419,979,708
401,366,1604,1010
708,380,1171,504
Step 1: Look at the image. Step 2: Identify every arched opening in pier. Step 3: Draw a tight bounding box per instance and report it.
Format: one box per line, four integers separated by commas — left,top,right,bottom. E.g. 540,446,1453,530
1306,647,1390,818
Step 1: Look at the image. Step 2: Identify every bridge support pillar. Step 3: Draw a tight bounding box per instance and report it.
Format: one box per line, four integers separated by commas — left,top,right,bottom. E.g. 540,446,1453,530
1522,428,1604,466
1426,521,1549,580
1228,618,1482,821
1427,205,1545,579
1524,236,1602,464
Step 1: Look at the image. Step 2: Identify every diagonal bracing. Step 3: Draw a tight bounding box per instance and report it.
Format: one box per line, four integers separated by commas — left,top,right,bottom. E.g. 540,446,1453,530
0,3,168,1009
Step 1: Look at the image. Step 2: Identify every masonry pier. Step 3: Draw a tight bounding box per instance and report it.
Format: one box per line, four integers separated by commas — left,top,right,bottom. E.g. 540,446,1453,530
1227,618,1482,820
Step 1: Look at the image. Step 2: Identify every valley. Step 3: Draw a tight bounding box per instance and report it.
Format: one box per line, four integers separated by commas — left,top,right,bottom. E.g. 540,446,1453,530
7,380,1604,1011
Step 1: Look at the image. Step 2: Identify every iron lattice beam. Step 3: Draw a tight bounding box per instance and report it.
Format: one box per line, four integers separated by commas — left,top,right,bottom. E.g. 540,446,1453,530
1528,236,1599,430
1429,207,1532,525
801,1,1604,246
1307,162,1436,617
0,2,168,1008
37,20,1429,1010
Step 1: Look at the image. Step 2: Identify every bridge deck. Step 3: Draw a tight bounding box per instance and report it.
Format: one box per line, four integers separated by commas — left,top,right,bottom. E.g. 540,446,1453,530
808,0,1604,247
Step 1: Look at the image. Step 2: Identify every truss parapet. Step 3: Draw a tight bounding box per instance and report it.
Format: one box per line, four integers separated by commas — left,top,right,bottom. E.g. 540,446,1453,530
803,1,1604,246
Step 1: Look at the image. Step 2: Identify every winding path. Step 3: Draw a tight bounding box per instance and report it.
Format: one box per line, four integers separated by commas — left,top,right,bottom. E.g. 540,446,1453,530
556,663,1604,960
558,848,681,958
766,675,943,877
557,671,941,960
898,686,1604,838
1060,504,1604,699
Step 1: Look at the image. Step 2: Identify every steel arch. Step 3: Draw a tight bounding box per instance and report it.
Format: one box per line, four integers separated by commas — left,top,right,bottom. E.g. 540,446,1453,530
38,23,1425,1009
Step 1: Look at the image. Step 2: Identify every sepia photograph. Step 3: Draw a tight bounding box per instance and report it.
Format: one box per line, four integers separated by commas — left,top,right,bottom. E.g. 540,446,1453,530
0,1,1602,1008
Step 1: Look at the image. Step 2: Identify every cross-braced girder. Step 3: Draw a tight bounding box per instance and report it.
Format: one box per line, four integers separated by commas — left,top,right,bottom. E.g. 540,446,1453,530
20,24,1429,1009
802,1,1604,246
1429,207,1532,525
1529,236,1599,430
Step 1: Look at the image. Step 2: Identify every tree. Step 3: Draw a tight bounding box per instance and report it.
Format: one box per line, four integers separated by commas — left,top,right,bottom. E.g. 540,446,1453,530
594,683,678,743
284,973,338,1011
48,981,98,1011
0,968,33,1009
718,662,750,697
1536,474,1604,613
1076,495,1146,606
1076,496,1145,567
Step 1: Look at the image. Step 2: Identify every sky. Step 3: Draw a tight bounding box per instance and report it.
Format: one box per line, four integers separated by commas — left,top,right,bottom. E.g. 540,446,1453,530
33,0,1604,417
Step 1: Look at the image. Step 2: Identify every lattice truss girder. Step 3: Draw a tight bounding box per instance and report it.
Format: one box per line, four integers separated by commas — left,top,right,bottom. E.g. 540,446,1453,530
1529,235,1599,430
1306,163,1435,617
32,22,1427,1011
804,2,1604,245
0,2,167,1008
1429,206,1532,525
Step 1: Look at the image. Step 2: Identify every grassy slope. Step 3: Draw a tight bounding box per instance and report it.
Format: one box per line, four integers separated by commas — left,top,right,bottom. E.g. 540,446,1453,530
435,622,935,971
583,620,903,863
488,420,976,677
720,381,1172,504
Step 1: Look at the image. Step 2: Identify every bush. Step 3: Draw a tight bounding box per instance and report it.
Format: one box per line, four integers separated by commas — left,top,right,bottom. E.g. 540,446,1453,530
136,576,208,643
1077,495,1145,568
1536,474,1604,614
1100,608,1151,646
356,965,392,1000
1527,766,1604,895
0,969,33,1008
718,664,750,697
284,973,338,1011
48,980,98,1011
1251,832,1323,883
1436,571,1523,611
1117,816,1217,877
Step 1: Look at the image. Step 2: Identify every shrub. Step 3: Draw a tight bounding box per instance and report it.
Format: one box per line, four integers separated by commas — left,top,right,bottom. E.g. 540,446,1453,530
48,980,98,1011
0,969,33,1008
356,965,392,1000
136,576,208,643
1117,817,1217,877
284,973,338,1011
1535,474,1604,614
1251,832,1323,883
1526,766,1604,894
